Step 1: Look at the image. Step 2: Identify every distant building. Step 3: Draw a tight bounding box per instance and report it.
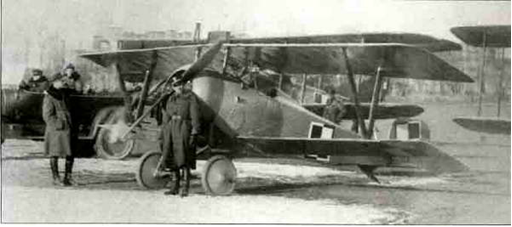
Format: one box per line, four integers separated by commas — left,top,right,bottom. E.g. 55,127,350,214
92,26,195,51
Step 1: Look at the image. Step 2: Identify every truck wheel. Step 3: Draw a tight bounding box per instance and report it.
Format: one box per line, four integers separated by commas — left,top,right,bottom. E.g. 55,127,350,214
95,113,134,160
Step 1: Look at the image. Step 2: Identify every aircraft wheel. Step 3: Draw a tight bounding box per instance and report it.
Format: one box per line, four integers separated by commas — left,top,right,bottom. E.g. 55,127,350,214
95,113,134,160
136,151,172,189
201,155,237,195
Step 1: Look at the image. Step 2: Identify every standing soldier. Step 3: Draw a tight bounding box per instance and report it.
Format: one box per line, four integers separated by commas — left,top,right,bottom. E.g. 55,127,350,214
42,80,76,186
19,69,49,92
159,74,200,197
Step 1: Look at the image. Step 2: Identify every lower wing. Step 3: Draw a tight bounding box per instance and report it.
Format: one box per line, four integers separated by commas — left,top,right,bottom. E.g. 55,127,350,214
453,117,510,135
303,103,424,120
237,136,468,174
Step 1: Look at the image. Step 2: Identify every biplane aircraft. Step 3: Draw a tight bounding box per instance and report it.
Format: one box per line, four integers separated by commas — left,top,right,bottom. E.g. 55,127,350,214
78,32,474,195
451,25,511,135
1,32,462,160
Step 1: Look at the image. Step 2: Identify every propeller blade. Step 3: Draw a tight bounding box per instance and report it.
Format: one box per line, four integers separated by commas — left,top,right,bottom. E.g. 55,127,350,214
180,41,224,83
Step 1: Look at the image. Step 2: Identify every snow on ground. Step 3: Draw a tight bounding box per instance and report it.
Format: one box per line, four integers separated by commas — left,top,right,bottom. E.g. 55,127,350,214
1,139,42,158
383,176,448,187
74,159,357,179
1,140,356,179
1,140,413,224
2,186,408,224
235,161,358,179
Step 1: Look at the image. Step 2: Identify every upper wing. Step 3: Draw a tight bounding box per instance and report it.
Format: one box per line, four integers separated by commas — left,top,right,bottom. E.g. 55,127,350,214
230,33,462,52
80,45,206,82
237,136,468,173
80,43,473,83
451,25,511,48
114,33,462,52
302,103,424,120
222,43,473,82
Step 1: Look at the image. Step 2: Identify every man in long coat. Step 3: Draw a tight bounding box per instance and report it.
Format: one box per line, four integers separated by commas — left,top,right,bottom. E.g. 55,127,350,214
43,80,76,186
160,76,200,197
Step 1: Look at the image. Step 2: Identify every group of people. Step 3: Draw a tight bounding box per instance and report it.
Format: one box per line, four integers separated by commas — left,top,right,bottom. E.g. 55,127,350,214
19,64,83,94
28,62,340,195
23,65,200,197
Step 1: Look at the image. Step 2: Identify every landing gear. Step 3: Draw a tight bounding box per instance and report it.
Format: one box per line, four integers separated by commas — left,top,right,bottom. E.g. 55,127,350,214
201,155,237,195
136,151,172,189
136,152,238,195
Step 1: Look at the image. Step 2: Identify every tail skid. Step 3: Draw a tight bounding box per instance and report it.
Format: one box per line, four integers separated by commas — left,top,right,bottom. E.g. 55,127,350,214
358,165,380,183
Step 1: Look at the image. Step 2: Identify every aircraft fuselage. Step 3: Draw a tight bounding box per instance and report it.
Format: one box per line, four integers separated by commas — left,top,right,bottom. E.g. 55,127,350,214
192,72,360,154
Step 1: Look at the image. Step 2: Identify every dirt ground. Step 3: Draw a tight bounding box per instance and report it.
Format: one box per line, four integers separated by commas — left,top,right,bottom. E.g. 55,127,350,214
1,140,408,224
1,102,510,224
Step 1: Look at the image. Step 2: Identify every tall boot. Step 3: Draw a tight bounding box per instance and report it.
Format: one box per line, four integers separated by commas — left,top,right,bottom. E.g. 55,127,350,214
63,156,75,186
50,157,61,185
164,169,180,195
180,167,190,197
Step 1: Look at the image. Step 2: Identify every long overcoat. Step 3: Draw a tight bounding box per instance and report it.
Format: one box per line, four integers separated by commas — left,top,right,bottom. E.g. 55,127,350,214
42,88,73,157
161,91,200,169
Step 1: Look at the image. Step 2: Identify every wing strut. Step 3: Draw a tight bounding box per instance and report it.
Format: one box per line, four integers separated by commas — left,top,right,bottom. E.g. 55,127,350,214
135,50,158,118
477,32,487,116
115,63,133,122
222,47,231,75
367,66,384,138
341,47,369,138
497,48,506,117
278,74,284,90
300,74,307,104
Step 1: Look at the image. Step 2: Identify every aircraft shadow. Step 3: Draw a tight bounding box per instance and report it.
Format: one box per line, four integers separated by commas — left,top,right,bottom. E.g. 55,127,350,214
235,177,509,197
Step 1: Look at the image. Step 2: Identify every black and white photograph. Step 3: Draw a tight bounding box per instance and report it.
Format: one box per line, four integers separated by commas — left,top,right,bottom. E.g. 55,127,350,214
1,0,510,224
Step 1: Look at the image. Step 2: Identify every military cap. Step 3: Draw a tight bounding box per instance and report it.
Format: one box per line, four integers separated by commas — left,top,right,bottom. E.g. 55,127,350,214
32,69,43,76
64,63,75,70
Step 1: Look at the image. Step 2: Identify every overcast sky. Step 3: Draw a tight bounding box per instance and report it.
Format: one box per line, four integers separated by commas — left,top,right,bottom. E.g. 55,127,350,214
2,0,510,83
